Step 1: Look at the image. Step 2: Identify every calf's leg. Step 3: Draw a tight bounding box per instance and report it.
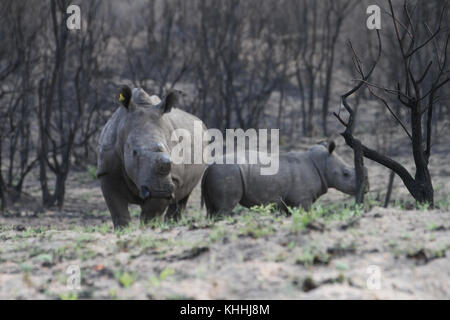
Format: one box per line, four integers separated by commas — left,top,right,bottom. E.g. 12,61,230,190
204,165,244,218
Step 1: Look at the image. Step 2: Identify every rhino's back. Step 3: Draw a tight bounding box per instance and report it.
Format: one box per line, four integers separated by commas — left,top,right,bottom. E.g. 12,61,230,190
238,151,318,205
97,107,127,176
238,152,295,205
166,107,206,131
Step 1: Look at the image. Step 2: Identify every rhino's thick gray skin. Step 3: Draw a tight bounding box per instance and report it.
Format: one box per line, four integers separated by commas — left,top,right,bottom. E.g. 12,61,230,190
98,87,207,228
201,142,367,217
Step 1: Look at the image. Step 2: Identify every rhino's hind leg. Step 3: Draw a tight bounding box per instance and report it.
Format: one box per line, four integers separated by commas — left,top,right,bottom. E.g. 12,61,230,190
100,175,131,229
203,165,243,219
208,201,238,219
277,199,292,216
165,195,189,222
288,197,313,212
140,199,169,225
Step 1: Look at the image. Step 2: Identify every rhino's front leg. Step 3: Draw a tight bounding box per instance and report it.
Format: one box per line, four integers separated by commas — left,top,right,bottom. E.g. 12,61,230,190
140,199,169,225
100,175,131,229
165,195,189,222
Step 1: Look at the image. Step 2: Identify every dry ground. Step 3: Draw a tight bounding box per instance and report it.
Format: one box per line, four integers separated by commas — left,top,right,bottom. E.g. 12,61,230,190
0,135,449,299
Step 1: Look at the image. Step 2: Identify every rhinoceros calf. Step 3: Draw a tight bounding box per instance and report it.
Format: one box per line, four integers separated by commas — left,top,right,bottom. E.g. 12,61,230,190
97,86,207,228
201,141,367,217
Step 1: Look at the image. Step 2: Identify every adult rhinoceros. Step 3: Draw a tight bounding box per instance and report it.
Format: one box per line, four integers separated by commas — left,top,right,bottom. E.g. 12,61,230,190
97,86,207,228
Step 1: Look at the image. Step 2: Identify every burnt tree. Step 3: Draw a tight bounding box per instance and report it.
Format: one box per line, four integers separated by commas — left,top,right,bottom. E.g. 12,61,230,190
335,1,449,206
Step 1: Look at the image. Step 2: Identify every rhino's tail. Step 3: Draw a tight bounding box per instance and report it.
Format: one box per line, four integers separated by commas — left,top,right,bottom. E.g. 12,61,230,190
200,166,211,216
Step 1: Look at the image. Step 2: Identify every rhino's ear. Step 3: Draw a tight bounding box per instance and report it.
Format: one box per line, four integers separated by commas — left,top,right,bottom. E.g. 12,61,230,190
119,85,132,109
158,90,179,114
328,140,336,154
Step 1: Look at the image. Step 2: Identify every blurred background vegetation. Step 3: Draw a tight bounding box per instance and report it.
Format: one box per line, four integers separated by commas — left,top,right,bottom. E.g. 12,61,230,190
0,0,448,209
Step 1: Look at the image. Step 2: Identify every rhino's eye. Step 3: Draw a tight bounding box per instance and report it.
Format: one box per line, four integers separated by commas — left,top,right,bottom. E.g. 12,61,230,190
343,170,350,177
133,150,138,157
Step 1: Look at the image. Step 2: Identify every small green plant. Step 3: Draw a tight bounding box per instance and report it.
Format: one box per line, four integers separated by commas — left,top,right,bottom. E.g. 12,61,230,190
143,217,172,231
401,232,412,240
291,209,312,233
179,208,206,227
160,267,175,280
21,227,45,238
60,292,78,300
250,203,277,216
134,234,177,251
365,194,382,208
335,261,349,271
87,165,98,180
295,244,330,266
20,263,32,273
288,202,362,233
76,234,92,245
87,210,110,218
431,246,447,258
109,289,117,299
149,266,176,288
209,226,227,243
426,222,443,231
149,275,160,288
394,199,407,210
36,253,53,265
272,251,287,262
437,196,450,210
97,223,111,235
417,202,430,211
335,204,364,223
239,219,274,238
115,271,137,288
115,224,138,237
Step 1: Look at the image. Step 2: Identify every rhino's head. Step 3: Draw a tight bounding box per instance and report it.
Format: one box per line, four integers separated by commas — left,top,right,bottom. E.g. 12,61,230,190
309,141,369,195
119,86,180,200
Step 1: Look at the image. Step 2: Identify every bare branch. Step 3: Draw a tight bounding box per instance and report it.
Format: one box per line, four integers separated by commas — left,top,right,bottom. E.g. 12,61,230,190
366,85,412,140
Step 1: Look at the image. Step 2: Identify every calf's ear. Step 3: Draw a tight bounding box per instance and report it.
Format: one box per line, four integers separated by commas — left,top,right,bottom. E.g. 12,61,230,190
328,140,336,154
159,90,180,114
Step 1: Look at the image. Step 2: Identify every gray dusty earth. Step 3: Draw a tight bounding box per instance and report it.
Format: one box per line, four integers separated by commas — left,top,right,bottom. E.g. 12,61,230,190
0,136,449,300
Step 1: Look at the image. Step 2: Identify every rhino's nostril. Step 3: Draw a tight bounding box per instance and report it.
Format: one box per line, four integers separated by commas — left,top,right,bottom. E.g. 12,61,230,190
140,186,151,199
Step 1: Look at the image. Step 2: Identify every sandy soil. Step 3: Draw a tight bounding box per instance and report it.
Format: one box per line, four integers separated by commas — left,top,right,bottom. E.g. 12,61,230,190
0,140,449,299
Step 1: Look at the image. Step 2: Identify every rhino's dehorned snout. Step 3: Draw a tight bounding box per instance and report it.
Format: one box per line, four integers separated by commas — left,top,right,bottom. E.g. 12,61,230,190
156,155,172,176
140,184,175,200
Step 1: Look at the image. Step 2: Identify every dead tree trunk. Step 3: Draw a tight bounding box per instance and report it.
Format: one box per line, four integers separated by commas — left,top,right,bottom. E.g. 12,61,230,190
384,171,395,208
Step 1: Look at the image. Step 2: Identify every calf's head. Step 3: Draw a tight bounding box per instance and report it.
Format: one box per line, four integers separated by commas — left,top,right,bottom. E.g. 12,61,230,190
309,141,369,195
120,86,180,200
